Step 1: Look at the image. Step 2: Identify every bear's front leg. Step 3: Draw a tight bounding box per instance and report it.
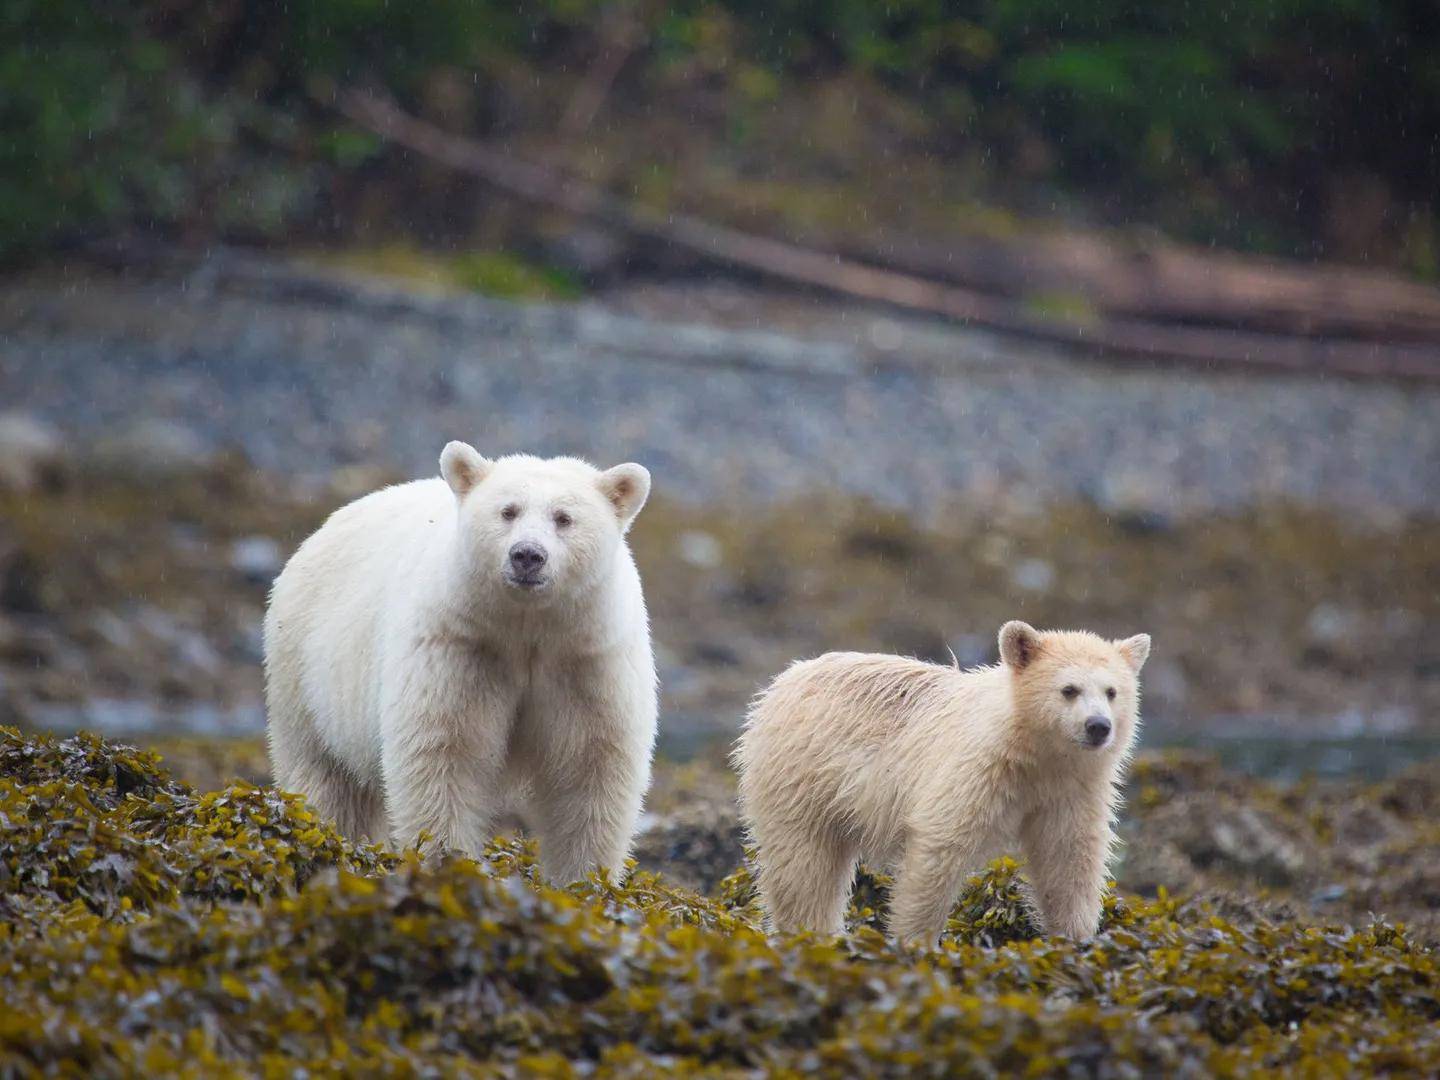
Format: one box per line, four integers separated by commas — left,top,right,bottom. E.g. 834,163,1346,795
1019,805,1112,939
888,829,984,948
379,653,515,857
522,660,655,884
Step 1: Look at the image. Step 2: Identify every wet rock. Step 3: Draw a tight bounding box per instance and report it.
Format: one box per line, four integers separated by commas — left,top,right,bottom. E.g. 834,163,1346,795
1180,890,1300,930
0,413,64,492
633,808,746,894
1303,603,1367,670
87,610,137,652
1327,799,1408,852
174,633,223,679
867,318,905,352
90,419,212,481
1310,883,1349,905
690,641,742,668
1146,658,1190,707
1113,837,1198,897
0,545,46,615
134,606,223,679
543,223,630,280
844,517,920,562
1306,603,1362,647
0,620,87,676
1095,468,1175,532
724,571,786,610
1009,557,1054,593
229,536,284,584
1159,797,1312,886
676,529,723,570
235,619,266,664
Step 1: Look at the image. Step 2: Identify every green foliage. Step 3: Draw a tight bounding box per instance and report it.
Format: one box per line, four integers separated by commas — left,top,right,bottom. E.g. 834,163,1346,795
311,243,584,299
3,726,1440,1075
0,2,191,254
3,1,1438,264
450,250,583,300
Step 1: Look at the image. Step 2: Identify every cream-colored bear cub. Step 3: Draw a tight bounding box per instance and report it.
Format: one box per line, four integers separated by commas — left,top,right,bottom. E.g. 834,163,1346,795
735,622,1150,946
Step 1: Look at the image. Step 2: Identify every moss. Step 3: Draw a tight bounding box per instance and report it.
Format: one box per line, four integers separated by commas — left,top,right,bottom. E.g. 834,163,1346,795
1023,289,1102,325
449,251,582,301
2,727,1439,1075
301,244,583,301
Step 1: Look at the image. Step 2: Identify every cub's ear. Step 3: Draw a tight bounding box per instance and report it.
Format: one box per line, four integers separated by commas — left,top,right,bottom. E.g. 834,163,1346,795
999,620,1042,670
597,463,651,532
439,441,493,497
1117,633,1152,674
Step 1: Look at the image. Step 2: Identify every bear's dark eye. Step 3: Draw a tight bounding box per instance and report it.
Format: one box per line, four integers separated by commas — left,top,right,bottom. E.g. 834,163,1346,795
500,504,519,522
554,511,573,529
1061,685,1080,700
1106,687,1117,700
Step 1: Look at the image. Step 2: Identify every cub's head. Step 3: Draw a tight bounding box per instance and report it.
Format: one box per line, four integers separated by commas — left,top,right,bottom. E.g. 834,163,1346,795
998,620,1150,758
440,442,650,600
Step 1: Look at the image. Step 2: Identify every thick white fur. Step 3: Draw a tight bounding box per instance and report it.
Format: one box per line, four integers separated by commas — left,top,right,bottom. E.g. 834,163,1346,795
734,621,1150,946
264,445,657,883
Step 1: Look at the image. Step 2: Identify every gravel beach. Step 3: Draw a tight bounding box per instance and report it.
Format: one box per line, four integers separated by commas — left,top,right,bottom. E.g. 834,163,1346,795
3,257,1436,519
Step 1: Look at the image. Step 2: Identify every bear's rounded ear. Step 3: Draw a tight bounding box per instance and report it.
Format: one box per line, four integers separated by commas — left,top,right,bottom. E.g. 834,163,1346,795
999,621,1041,670
597,463,651,532
1117,633,1151,674
439,441,492,497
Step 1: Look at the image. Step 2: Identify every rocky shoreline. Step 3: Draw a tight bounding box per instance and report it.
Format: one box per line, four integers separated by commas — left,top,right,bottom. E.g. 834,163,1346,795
3,254,1438,520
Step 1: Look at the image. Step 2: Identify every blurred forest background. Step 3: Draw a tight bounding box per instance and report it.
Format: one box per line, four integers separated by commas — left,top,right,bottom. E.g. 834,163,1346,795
6,0,1440,277
2,1,1438,770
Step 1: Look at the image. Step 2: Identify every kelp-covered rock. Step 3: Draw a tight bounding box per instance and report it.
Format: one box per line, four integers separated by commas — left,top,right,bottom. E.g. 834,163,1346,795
1121,751,1440,941
2,727,1439,1076
0,727,394,924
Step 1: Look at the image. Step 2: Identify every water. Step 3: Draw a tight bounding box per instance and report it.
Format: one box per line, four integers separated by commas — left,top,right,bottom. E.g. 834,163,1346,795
1140,730,1440,782
23,699,1439,783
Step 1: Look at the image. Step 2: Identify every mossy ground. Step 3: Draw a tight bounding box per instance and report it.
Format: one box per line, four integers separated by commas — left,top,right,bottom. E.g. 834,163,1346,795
300,245,583,301
3,726,1438,1077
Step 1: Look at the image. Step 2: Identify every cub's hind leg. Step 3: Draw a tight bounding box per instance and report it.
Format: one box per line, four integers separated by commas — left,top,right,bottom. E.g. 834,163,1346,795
752,824,859,937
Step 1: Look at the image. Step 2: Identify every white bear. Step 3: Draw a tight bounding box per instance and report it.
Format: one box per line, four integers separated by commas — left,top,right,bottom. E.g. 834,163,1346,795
264,443,658,883
734,621,1150,946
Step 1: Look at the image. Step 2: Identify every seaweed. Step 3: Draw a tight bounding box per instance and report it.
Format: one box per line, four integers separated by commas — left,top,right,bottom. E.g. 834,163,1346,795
2,726,1438,1077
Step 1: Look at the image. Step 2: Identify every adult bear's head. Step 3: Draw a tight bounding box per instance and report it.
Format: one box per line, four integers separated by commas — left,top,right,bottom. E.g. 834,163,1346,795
440,442,650,601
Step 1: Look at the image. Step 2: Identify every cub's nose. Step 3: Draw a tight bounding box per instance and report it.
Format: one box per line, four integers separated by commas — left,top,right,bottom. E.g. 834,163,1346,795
509,541,547,574
1083,715,1112,747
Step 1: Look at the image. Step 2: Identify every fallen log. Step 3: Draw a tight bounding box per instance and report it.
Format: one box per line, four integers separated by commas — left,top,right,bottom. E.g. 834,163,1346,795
832,228,1440,345
334,87,1440,382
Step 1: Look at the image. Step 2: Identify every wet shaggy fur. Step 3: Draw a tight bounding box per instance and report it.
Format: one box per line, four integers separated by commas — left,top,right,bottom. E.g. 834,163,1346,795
265,444,658,883
735,621,1150,946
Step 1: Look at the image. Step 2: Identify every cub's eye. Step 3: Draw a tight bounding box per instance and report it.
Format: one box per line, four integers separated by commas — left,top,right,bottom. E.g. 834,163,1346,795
1061,685,1080,700
554,511,573,529
500,505,519,522
1106,687,1117,701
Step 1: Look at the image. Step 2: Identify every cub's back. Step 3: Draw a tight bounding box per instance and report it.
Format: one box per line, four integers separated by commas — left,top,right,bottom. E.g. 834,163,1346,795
735,652,958,818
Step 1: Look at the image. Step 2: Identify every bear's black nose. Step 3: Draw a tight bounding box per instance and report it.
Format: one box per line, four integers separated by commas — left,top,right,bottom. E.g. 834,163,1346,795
1084,716,1112,746
509,541,547,574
